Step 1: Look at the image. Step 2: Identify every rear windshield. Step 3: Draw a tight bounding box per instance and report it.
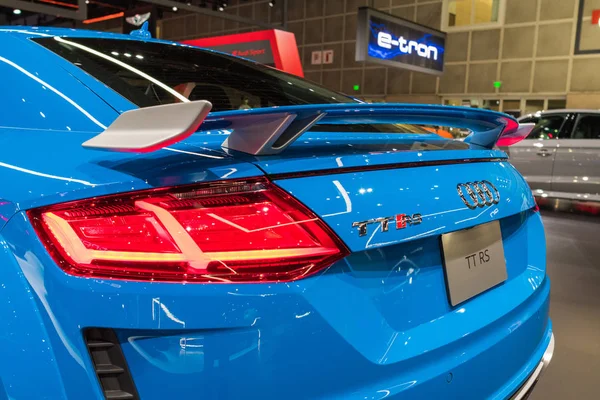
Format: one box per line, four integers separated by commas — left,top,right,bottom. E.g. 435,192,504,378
33,37,463,138
34,37,355,111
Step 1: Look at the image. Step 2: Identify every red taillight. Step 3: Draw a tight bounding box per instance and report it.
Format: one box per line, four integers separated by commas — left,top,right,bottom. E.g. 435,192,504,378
28,178,348,283
532,198,540,213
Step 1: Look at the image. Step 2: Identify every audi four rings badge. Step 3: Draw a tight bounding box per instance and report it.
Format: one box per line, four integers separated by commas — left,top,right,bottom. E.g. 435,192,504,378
457,181,500,209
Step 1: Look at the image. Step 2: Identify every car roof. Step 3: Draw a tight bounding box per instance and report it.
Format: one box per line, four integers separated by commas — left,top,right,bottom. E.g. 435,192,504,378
0,26,180,45
519,109,600,120
541,109,600,115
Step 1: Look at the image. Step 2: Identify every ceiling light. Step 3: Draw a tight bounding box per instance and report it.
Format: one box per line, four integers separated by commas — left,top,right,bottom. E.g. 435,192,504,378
218,5,224,11
269,0,275,7
85,0,89,3
135,54,144,59
172,6,178,11
111,51,119,56
13,9,21,15
124,53,132,57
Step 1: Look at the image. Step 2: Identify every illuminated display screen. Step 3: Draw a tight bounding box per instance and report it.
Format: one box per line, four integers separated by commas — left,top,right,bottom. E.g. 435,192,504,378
356,7,446,75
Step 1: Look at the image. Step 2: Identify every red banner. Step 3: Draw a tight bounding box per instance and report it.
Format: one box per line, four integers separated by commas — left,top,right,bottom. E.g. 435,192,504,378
593,9,600,25
182,29,303,77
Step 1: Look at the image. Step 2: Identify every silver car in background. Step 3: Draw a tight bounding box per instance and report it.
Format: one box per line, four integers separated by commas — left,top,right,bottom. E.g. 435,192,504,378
505,110,600,202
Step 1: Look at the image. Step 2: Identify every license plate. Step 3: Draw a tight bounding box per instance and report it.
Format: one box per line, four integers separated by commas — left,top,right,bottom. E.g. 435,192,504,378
441,221,507,306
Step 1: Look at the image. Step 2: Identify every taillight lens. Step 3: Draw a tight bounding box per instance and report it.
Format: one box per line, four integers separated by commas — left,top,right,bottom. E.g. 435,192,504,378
28,178,348,283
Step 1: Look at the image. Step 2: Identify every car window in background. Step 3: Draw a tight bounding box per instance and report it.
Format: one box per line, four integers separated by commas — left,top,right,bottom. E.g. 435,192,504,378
519,117,538,124
571,115,600,139
313,124,472,139
526,115,565,139
33,37,356,111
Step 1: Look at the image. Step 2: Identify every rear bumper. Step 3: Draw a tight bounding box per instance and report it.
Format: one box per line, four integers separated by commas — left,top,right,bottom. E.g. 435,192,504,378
510,333,555,400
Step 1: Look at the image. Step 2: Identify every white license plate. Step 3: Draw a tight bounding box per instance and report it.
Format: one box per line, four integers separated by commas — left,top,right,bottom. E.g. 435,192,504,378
441,221,507,306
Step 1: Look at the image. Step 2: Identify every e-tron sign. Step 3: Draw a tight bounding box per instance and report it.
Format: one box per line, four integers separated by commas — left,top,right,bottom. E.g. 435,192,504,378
376,32,439,61
356,7,446,75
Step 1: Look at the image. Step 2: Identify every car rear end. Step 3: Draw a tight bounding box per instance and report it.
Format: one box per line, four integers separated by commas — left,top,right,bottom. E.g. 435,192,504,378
7,140,552,400
0,30,552,400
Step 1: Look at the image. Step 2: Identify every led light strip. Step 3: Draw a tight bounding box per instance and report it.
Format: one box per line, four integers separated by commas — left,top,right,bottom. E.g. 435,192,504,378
135,200,211,270
43,212,187,264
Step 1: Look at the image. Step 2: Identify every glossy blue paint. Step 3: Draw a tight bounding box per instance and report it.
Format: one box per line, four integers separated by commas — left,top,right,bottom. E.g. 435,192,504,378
0,26,551,400
0,128,262,212
204,101,511,127
274,160,534,251
254,138,507,174
0,33,118,132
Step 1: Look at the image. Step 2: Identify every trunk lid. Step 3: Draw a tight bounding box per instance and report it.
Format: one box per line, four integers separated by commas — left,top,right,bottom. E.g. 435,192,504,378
262,158,541,381
272,158,533,252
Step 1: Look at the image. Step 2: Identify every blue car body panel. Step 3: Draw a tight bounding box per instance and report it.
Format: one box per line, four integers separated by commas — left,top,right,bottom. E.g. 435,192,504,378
0,32,119,132
275,160,535,251
0,27,551,400
0,127,260,212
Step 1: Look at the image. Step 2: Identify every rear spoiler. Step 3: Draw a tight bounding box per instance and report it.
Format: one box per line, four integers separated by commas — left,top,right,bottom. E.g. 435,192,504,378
83,101,534,154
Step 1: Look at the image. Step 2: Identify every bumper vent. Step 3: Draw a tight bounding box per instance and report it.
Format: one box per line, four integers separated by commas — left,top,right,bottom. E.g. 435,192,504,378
84,328,139,400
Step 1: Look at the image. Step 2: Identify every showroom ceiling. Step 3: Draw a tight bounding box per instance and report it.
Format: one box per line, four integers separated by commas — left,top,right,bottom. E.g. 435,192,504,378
0,0,279,28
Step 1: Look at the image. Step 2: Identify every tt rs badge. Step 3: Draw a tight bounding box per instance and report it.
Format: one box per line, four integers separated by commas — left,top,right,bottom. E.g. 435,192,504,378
352,213,422,237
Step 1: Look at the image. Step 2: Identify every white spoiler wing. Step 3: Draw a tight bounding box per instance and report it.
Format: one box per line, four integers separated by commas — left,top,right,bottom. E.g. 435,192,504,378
82,100,212,152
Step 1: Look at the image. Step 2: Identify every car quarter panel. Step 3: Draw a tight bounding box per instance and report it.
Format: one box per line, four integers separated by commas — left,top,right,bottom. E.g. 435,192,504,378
0,231,84,399
0,128,263,217
551,112,600,197
0,32,118,132
552,137,600,197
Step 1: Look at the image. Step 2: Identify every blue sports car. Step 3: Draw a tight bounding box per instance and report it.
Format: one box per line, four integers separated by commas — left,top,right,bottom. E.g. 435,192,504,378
0,27,552,399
